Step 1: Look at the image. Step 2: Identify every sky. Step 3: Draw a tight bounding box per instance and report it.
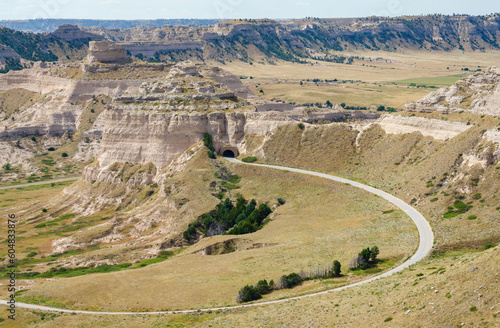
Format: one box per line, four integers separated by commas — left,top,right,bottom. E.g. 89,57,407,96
0,0,498,20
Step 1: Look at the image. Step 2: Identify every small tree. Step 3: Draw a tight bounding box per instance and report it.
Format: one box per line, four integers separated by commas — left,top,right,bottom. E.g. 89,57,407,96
202,133,215,152
377,105,386,112
255,279,272,295
359,247,372,262
370,246,379,262
332,260,341,277
2,163,11,170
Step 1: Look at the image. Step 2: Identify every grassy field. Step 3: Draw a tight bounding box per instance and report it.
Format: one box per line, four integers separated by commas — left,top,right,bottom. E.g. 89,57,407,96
391,74,466,86
211,49,500,108
0,153,417,311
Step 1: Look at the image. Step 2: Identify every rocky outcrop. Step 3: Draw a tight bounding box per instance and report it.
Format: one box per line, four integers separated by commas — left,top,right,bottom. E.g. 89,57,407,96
85,41,130,64
377,115,471,140
405,67,500,117
95,109,295,171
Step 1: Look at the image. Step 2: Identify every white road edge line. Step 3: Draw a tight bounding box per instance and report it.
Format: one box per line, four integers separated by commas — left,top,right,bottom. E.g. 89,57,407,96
0,158,434,315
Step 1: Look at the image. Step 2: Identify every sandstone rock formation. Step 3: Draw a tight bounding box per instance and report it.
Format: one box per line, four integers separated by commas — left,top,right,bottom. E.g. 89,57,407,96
404,67,500,117
85,109,295,182
377,115,472,141
85,41,130,64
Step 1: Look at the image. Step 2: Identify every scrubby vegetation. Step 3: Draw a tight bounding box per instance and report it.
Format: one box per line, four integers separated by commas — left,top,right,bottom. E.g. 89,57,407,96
349,246,379,270
183,196,272,240
4,251,174,279
236,259,343,303
242,156,258,163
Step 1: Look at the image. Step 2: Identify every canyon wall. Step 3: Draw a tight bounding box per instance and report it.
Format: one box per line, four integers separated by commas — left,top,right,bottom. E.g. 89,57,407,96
94,108,294,171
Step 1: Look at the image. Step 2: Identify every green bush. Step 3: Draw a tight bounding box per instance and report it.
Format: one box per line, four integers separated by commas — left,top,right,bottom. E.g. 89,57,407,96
236,285,262,303
332,260,341,277
61,153,68,158
255,279,273,295
279,273,302,289
207,151,216,159
242,156,257,163
203,133,215,152
277,197,286,205
467,215,477,220
47,147,55,151
298,123,305,130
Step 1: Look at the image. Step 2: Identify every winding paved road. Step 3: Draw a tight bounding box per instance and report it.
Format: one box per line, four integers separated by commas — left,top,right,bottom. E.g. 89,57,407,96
0,177,81,191
0,159,433,315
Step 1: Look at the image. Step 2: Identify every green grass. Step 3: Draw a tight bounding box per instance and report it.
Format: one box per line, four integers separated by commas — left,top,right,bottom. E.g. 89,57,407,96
242,156,258,163
391,74,466,86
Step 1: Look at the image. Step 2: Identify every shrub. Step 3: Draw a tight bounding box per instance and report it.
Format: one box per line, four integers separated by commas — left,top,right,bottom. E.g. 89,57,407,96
255,279,272,295
467,215,477,220
61,153,68,158
377,105,386,112
384,317,393,322
298,123,305,130
484,243,495,250
242,156,257,163
202,133,215,152
350,246,379,270
277,197,286,205
236,285,261,303
31,136,37,142
278,273,302,289
470,306,477,312
27,251,37,258
207,151,216,159
42,208,48,213
47,147,55,151
332,260,341,277
2,163,11,170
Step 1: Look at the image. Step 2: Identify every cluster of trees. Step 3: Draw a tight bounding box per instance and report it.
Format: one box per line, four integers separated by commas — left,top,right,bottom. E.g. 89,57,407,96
236,260,342,303
0,27,58,63
348,246,379,270
203,133,216,159
183,196,272,240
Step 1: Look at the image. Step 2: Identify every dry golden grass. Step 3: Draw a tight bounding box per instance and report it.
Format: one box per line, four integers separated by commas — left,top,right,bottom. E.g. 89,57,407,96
0,88,41,117
211,50,500,108
2,156,417,311
3,246,498,327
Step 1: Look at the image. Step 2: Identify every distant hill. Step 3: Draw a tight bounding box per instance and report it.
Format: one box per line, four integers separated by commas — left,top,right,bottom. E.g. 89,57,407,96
0,19,225,32
0,14,499,73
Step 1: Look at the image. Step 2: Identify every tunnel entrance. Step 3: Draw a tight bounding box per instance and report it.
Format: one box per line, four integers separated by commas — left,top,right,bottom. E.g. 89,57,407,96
219,146,239,158
222,150,235,158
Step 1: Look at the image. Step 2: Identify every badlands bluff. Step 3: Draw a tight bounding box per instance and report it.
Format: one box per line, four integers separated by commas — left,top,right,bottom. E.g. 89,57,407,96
1,41,500,267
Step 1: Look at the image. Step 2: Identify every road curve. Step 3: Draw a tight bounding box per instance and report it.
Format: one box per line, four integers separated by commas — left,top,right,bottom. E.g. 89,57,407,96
0,159,433,315
0,177,81,191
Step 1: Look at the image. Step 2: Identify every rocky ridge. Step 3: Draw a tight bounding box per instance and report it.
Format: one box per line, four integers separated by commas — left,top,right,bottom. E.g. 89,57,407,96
405,67,500,117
